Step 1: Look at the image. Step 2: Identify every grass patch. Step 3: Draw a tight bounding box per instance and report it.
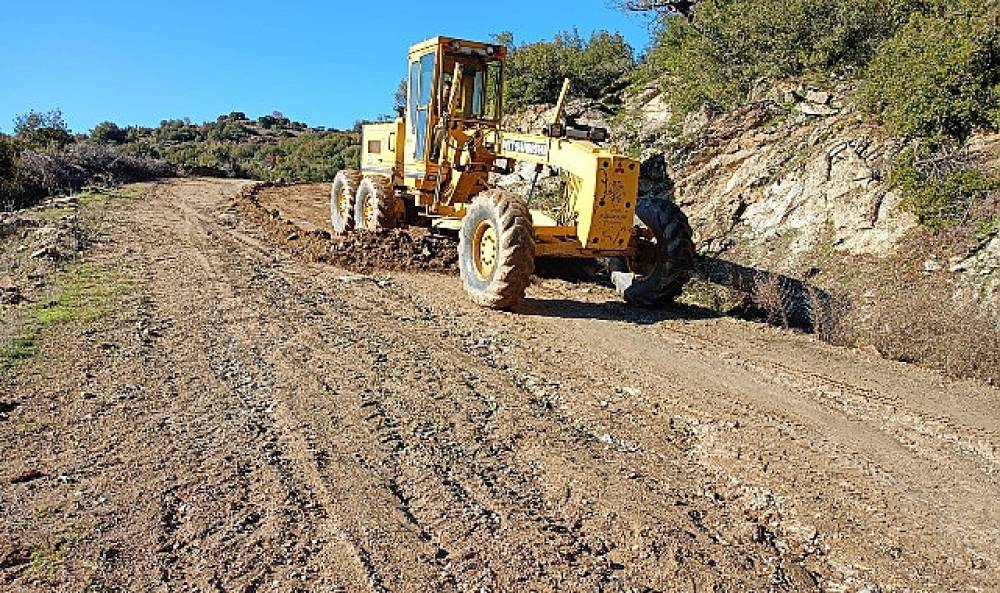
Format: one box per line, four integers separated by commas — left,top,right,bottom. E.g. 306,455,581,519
75,187,144,211
0,262,134,374
76,191,110,210
15,420,43,434
29,535,69,580
34,206,75,222
3,335,38,367
33,263,133,325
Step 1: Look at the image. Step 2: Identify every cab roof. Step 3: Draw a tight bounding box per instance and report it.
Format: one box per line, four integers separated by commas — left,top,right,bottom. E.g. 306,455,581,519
408,36,505,58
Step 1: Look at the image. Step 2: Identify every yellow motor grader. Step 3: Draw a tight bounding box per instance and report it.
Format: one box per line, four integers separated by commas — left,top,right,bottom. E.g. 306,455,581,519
331,36,694,309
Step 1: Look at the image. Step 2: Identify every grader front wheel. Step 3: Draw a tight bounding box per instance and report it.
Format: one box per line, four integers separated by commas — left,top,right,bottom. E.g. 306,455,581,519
459,190,535,309
355,176,404,232
330,170,362,234
612,198,695,307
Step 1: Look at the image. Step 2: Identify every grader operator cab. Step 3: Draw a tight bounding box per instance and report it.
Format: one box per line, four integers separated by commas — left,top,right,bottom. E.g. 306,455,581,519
331,36,695,309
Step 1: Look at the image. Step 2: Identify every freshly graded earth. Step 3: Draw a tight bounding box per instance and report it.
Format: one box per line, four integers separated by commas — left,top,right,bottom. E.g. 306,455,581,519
1,178,997,592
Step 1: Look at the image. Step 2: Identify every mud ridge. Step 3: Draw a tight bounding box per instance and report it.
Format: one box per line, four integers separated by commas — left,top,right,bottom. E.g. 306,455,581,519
234,183,458,273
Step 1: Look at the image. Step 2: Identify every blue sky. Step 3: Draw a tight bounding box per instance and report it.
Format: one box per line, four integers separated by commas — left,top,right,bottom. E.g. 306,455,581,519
0,1,654,134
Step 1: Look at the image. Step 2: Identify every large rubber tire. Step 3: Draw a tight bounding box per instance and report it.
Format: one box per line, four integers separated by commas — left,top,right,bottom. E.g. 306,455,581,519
458,190,535,309
612,198,695,307
354,176,403,232
330,170,362,235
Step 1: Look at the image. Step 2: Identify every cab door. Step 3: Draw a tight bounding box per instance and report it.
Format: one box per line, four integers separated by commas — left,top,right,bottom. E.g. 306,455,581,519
405,50,437,165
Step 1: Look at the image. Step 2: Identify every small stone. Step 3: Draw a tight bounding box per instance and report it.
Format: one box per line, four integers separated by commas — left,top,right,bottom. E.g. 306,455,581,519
922,259,941,272
0,286,24,305
797,103,839,117
804,90,831,105
286,233,299,241
336,274,372,283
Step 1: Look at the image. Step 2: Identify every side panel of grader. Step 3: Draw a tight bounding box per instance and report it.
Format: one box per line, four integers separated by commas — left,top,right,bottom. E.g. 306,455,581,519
498,132,639,257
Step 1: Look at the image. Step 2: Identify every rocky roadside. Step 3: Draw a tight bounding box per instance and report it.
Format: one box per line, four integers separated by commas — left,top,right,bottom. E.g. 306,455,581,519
499,87,999,382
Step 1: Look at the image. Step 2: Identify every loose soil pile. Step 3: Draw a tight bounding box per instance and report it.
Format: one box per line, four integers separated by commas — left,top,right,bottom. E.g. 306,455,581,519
237,183,457,272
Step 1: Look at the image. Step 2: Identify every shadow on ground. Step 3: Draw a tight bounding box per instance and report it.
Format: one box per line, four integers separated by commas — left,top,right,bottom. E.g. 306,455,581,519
518,297,719,325
526,255,845,336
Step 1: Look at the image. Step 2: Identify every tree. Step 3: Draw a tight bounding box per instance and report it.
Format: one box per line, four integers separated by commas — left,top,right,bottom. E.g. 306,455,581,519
572,31,635,99
13,109,72,149
500,30,635,111
91,121,127,144
617,0,698,17
394,79,407,115
644,0,932,115
863,11,1000,142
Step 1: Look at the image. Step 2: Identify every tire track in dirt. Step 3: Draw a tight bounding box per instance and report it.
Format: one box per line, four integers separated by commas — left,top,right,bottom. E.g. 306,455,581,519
192,181,819,589
233,179,999,591
116,180,378,591
383,266,1000,591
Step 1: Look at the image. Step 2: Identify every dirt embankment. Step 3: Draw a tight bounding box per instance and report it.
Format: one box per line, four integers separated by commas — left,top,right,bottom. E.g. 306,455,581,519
1,178,998,592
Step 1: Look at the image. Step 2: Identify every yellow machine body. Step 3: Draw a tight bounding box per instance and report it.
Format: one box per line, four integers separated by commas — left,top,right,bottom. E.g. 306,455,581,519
357,35,641,258
497,132,639,256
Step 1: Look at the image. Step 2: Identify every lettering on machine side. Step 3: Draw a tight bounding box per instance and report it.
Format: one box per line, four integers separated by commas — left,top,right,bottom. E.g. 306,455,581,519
502,138,548,158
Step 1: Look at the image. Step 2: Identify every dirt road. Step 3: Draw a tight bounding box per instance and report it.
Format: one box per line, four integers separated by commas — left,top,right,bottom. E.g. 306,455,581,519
2,178,998,592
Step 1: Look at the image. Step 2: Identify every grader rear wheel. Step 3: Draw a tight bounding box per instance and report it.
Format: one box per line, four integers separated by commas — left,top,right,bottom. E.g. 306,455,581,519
458,190,535,309
612,198,695,307
355,176,404,232
330,170,362,235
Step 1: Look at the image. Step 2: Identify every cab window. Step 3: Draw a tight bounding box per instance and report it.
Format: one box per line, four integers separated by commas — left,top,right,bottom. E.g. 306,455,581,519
408,51,436,160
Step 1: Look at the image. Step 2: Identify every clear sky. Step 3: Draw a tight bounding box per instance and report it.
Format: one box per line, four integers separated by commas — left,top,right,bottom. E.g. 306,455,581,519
0,1,654,134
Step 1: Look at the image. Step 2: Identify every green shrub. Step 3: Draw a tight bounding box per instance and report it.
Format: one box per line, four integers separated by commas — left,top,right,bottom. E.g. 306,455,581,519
891,145,1000,228
250,132,360,182
90,121,127,144
641,0,1000,138
645,0,922,113
13,109,73,150
4,109,360,208
207,120,251,143
497,29,635,111
862,12,1000,142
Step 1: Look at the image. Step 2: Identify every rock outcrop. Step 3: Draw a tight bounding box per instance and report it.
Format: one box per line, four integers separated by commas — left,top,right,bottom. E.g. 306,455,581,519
621,84,998,310
622,85,923,266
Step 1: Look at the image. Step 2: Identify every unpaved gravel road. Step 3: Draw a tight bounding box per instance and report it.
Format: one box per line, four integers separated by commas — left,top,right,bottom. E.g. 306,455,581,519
2,178,998,592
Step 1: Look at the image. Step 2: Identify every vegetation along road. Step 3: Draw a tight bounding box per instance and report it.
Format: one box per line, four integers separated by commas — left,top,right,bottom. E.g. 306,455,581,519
1,178,998,591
